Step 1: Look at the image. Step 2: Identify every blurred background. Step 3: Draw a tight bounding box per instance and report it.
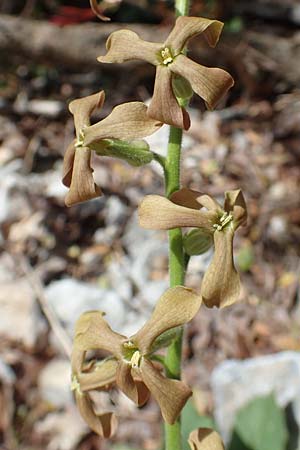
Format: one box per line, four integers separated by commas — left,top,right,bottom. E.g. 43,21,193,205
0,1,300,449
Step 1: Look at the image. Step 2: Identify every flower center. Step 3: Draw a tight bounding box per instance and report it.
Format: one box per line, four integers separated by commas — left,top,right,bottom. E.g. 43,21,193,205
160,47,173,65
75,128,85,148
130,350,142,369
213,212,233,231
71,374,83,396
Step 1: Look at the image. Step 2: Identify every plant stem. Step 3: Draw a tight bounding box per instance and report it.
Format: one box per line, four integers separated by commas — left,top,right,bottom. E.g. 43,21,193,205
163,2,190,449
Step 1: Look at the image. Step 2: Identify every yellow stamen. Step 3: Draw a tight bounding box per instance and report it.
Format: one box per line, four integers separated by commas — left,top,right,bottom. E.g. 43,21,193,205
75,128,85,148
213,212,233,231
71,374,83,396
161,47,173,65
130,350,142,369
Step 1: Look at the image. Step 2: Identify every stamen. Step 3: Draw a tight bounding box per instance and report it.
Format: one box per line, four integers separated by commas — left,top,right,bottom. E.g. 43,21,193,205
213,212,233,231
161,47,173,65
71,375,83,396
130,350,142,369
75,128,85,148
123,341,135,349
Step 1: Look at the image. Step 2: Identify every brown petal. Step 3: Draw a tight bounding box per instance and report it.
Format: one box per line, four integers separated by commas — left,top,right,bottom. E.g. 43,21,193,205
83,102,162,146
116,360,150,406
79,359,118,392
201,230,240,308
197,194,223,212
132,287,201,354
90,0,111,21
138,195,215,230
64,147,102,207
69,91,105,140
171,55,234,110
165,16,224,54
224,189,247,228
73,310,125,357
97,30,162,65
188,428,225,450
170,188,204,209
140,359,191,424
75,391,117,438
62,140,76,187
147,66,190,130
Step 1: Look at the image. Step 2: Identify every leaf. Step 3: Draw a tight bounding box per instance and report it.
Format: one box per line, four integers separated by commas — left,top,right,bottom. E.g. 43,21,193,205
236,243,255,272
231,394,288,450
182,400,215,450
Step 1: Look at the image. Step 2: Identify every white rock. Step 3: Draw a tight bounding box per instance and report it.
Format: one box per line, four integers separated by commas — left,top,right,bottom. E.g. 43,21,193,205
212,351,300,444
38,359,72,408
44,278,125,335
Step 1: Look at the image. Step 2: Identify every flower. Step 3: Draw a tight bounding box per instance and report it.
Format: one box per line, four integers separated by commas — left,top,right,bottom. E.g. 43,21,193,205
138,188,247,308
62,90,162,206
97,16,234,130
188,428,225,450
89,0,111,21
71,286,202,436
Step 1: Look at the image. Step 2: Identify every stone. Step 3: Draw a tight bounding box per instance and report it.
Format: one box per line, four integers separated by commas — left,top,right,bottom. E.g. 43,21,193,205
211,351,300,444
38,359,72,408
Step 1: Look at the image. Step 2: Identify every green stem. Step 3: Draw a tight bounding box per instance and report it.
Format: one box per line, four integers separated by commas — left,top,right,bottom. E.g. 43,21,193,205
163,2,190,449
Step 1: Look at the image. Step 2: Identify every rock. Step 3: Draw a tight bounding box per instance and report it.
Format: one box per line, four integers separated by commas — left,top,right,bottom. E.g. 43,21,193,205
212,351,300,444
44,278,126,335
38,359,72,408
0,278,46,348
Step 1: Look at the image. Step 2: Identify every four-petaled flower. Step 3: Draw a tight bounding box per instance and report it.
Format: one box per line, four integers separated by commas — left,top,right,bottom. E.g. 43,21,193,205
71,287,202,437
97,16,234,130
63,90,162,206
138,188,247,308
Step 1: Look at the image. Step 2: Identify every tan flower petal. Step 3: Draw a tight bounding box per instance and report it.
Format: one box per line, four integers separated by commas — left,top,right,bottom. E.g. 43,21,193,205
97,30,161,65
188,428,225,450
201,230,240,308
64,147,102,207
116,360,150,406
170,188,204,209
90,0,111,21
140,359,191,424
69,91,105,140
224,189,247,228
132,287,201,354
74,310,125,357
62,140,76,187
165,16,224,54
147,66,190,130
79,359,118,392
83,102,162,146
171,55,234,110
197,194,223,212
75,391,117,438
138,195,215,231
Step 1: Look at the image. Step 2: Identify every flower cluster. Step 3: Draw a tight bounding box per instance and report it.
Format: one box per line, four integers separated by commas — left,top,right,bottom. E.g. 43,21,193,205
61,11,245,442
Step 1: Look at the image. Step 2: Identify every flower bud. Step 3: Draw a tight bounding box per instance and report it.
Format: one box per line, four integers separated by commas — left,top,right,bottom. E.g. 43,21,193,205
183,228,213,256
172,74,193,106
91,139,154,166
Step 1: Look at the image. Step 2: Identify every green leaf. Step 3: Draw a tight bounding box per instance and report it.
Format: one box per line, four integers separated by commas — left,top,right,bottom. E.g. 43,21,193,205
231,394,288,450
182,399,215,450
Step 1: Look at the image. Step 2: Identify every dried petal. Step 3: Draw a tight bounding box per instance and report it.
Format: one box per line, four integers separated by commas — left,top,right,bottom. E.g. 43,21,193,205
198,194,223,212
73,310,125,357
170,188,204,209
171,55,234,110
65,147,101,207
138,195,215,230
165,16,224,54
147,66,190,130
188,428,225,450
97,30,161,65
62,140,76,187
79,359,118,392
69,91,105,140
224,189,247,228
132,287,202,354
90,0,111,21
116,360,150,406
75,391,117,438
83,102,162,146
140,359,191,424
201,230,240,308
